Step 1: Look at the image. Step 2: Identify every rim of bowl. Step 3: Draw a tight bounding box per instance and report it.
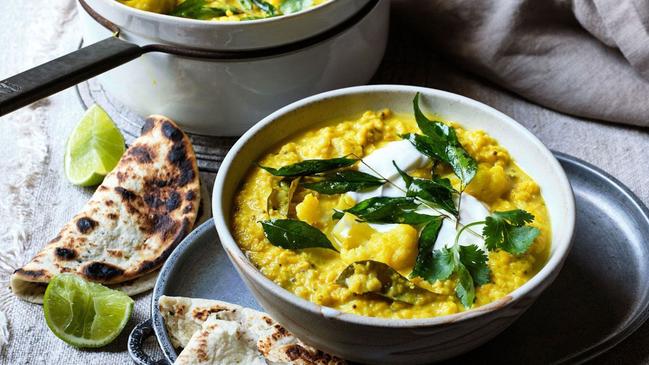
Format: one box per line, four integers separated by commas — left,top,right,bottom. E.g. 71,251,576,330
213,84,576,328
103,0,344,27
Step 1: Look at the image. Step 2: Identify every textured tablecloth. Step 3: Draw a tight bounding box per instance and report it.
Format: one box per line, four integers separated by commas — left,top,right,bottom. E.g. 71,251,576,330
0,0,648,364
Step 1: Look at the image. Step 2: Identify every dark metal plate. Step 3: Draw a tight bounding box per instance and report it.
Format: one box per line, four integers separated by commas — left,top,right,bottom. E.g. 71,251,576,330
148,153,649,364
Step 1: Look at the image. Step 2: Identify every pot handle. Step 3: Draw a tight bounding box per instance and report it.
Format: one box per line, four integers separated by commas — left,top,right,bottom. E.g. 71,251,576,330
0,36,143,117
128,319,171,365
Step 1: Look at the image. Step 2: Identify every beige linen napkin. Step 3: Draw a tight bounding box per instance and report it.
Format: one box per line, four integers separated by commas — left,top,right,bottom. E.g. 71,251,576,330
393,0,649,127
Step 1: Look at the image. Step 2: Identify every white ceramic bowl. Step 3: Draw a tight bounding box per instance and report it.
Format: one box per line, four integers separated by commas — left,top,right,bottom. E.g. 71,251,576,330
78,0,388,136
213,85,575,364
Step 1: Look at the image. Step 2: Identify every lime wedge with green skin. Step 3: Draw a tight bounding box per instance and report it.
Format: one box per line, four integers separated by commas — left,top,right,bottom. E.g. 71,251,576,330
43,274,134,348
65,104,125,186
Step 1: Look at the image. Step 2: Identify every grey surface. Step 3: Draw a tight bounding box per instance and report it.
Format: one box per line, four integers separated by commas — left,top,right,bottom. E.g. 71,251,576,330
140,154,649,364
2,2,649,364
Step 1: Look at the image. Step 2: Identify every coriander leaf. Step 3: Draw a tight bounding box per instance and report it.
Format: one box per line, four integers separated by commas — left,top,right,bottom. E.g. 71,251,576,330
301,170,385,194
394,162,458,215
483,209,541,255
260,219,336,251
336,260,428,304
458,245,491,286
410,218,456,282
455,263,476,308
339,197,436,224
280,0,312,14
258,157,357,177
332,209,344,220
252,0,276,15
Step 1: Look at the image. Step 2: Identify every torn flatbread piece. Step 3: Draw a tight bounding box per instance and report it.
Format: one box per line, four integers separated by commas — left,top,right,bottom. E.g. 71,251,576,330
11,116,200,303
159,296,346,365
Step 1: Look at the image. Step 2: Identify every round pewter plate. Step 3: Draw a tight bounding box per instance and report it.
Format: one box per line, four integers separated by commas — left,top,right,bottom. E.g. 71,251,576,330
129,153,649,365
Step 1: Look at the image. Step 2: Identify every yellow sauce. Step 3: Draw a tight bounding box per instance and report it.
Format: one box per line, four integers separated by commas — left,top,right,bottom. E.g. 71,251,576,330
231,109,551,319
119,0,326,21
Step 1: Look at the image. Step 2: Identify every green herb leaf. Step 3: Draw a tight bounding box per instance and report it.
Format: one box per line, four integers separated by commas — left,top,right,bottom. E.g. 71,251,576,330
413,93,457,143
171,0,239,19
458,245,491,286
445,143,477,188
260,219,336,251
258,157,357,177
280,0,312,14
301,170,385,194
454,263,475,308
336,260,428,304
252,0,276,16
410,218,456,282
394,162,458,215
483,209,541,255
339,197,437,224
403,93,478,187
238,0,253,10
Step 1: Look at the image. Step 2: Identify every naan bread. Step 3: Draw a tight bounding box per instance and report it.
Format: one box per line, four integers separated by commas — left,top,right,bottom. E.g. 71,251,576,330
159,296,346,365
11,116,200,303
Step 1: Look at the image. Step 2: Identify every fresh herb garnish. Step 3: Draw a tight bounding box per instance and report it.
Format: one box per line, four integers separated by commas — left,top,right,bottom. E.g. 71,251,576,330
332,197,438,224
403,93,477,187
482,209,541,254
260,219,337,251
409,218,447,280
171,0,240,19
336,260,428,304
252,0,276,16
238,0,253,11
393,162,458,215
258,157,357,177
280,0,312,14
301,170,385,194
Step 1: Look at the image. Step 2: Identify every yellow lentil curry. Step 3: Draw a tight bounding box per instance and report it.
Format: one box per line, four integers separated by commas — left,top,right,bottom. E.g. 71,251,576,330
232,106,551,319
119,0,326,21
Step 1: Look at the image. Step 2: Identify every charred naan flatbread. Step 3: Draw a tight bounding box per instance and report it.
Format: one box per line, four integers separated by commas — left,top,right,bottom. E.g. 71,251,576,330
11,116,201,303
159,296,346,365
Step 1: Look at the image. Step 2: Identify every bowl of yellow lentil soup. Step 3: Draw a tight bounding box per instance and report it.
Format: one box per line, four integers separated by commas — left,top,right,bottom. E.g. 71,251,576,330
213,85,575,364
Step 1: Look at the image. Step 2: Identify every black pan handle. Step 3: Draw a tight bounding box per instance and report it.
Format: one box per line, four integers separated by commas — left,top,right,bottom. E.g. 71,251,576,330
0,37,143,117
128,319,171,365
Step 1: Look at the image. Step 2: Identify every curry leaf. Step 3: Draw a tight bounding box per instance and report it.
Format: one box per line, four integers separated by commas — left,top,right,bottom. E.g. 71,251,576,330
401,133,447,162
393,162,458,215
455,263,475,308
280,0,312,14
403,93,478,187
260,219,336,251
258,157,357,177
458,245,491,286
252,0,276,15
337,197,437,224
483,209,540,255
238,0,253,10
336,260,428,305
413,93,456,142
301,170,385,194
445,144,477,187
410,218,454,282
171,0,238,19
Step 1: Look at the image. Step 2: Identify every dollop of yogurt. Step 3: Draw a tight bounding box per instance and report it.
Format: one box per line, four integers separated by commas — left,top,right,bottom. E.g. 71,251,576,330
339,140,490,252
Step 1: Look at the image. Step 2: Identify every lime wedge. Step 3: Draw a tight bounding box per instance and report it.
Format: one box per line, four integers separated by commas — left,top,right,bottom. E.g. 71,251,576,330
64,104,125,186
43,274,134,348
